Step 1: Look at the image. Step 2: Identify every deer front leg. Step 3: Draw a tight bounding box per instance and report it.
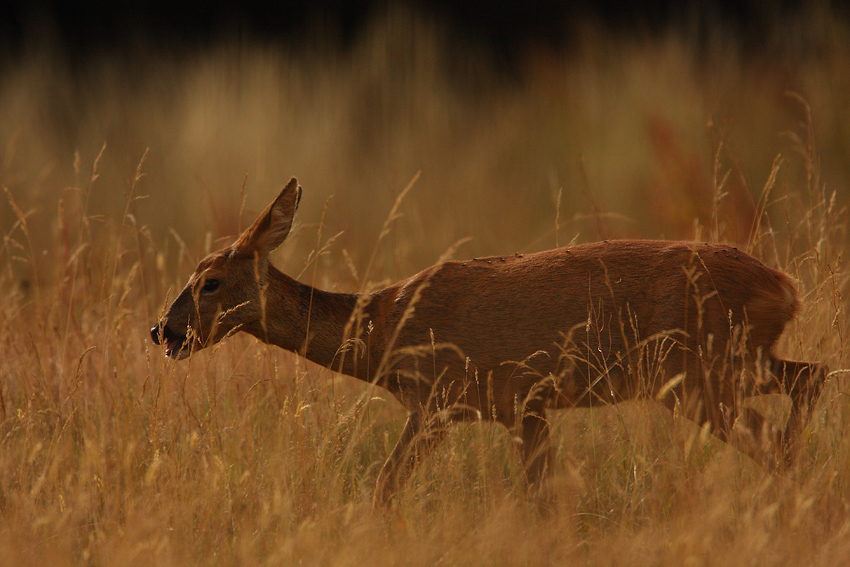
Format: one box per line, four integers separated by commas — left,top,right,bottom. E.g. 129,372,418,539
519,411,554,507
373,413,446,508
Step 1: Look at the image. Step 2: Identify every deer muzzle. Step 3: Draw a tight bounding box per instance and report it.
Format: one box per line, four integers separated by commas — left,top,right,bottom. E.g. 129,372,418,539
150,322,189,359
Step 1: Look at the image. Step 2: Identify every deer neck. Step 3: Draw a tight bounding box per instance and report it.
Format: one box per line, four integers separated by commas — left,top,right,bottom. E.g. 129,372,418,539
255,265,378,380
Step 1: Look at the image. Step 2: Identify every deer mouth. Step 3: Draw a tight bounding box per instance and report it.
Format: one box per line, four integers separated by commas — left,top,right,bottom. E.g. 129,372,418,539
165,335,188,359
151,323,191,359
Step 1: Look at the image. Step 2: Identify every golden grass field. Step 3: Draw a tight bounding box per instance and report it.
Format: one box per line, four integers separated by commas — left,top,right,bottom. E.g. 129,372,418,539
2,5,850,566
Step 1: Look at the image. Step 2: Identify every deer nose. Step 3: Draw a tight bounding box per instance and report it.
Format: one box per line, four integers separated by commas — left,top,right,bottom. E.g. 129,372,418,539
150,323,163,345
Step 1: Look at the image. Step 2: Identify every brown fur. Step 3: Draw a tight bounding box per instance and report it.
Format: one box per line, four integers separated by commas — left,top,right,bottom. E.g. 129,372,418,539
151,178,825,507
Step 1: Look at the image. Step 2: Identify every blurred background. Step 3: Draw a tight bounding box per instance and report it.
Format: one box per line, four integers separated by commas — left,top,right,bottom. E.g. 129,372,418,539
1,0,849,292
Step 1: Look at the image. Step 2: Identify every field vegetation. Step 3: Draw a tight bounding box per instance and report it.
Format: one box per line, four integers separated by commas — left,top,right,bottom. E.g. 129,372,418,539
2,4,850,565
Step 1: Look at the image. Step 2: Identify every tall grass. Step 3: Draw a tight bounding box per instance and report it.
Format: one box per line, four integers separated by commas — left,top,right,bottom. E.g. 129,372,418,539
1,6,850,566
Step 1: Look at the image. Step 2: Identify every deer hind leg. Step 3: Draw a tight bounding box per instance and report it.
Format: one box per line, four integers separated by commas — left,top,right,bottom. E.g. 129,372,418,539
373,412,447,508
670,359,826,471
729,401,786,470
662,371,784,470
773,359,827,468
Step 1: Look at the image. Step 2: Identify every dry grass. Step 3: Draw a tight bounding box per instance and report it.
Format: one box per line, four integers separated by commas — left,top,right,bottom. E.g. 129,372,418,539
2,6,850,566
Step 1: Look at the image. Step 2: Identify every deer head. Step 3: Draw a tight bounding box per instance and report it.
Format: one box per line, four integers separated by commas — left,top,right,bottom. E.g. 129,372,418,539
150,177,302,358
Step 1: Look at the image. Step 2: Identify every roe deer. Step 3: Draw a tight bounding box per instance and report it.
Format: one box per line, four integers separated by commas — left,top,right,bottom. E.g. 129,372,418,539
151,178,825,506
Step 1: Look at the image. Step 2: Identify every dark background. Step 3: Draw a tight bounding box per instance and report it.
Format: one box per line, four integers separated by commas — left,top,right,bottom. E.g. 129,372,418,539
3,0,847,65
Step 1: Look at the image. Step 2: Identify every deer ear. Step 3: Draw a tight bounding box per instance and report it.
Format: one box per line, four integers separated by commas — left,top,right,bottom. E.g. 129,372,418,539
236,177,302,256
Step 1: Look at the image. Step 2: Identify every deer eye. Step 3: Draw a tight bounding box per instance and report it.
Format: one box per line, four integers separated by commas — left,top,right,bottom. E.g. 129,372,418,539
201,279,220,293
